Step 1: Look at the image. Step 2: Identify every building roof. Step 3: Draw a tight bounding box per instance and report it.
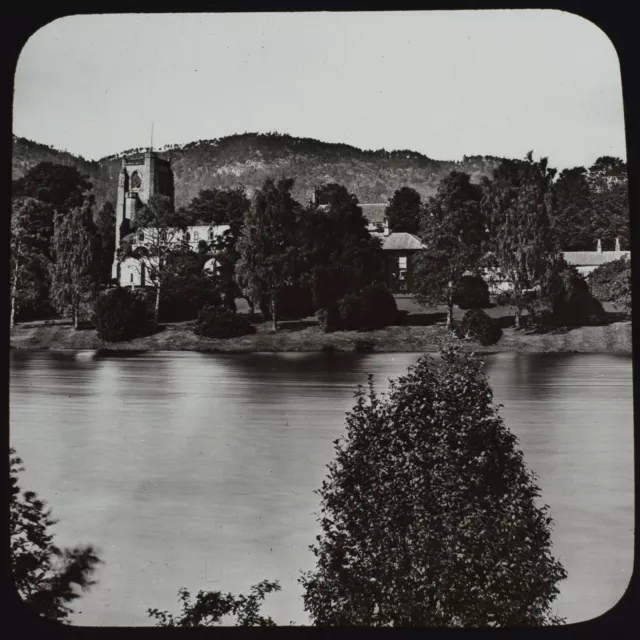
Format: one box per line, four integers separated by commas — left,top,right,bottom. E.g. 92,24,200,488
371,231,425,251
562,250,630,267
359,203,388,225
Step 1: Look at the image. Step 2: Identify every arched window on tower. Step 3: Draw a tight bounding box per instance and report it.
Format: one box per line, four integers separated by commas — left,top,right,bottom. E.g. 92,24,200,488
208,229,214,241
130,171,142,190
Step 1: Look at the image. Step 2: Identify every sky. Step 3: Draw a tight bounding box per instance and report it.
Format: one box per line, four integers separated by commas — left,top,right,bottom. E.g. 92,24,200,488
13,10,626,170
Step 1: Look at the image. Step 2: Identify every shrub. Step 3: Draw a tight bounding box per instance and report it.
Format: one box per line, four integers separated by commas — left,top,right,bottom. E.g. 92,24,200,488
92,287,153,342
338,293,364,330
588,257,630,302
160,273,223,323
361,284,398,329
457,308,502,346
194,304,253,339
545,263,607,327
276,286,315,320
316,305,342,333
452,275,490,310
300,348,568,626
354,340,375,353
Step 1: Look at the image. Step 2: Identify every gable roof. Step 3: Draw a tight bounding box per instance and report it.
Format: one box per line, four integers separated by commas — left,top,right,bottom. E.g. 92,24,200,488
563,251,630,266
371,231,425,251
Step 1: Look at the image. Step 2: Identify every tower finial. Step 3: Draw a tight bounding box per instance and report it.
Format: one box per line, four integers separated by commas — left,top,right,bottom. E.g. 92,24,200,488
150,122,154,152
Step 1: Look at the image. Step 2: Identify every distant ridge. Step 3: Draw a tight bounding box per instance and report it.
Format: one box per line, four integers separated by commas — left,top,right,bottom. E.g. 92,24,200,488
12,132,505,210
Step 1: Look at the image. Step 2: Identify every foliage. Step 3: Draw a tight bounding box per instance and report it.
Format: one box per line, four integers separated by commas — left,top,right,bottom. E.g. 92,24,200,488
338,293,364,330
414,171,487,330
385,187,423,234
481,152,559,329
300,348,567,626
49,199,102,328
92,286,154,342
316,305,342,333
275,285,315,320
185,186,250,226
94,201,116,285
457,309,502,345
147,580,281,627
10,197,55,326
12,161,93,215
361,284,398,329
587,256,631,308
354,340,375,353
551,166,594,251
298,183,385,311
10,448,102,622
194,304,253,339
452,275,491,310
235,178,300,331
120,194,192,323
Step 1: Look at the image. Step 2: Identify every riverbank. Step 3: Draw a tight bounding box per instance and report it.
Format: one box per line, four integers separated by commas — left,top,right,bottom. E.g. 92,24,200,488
10,317,632,354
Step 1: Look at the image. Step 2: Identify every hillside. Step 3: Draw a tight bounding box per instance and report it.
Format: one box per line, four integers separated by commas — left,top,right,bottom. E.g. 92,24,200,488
12,133,505,210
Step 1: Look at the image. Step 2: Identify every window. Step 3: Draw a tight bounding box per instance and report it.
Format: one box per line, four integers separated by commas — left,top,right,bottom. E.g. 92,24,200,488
130,171,141,190
185,231,191,242
138,231,145,242
130,273,134,283
398,256,407,270
193,231,199,242
209,229,214,241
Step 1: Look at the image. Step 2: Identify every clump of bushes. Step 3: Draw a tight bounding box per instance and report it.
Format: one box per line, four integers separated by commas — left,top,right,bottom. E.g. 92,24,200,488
452,275,490,310
93,287,154,342
456,309,502,346
588,257,630,302
316,305,342,333
354,340,375,353
193,304,253,339
361,284,398,329
338,293,364,330
276,286,315,320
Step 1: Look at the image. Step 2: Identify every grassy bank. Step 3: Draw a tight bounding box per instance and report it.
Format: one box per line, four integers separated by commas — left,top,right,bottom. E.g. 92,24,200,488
10,311,632,355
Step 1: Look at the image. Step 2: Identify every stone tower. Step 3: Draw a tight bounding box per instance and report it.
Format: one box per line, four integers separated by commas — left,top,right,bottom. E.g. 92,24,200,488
112,150,175,282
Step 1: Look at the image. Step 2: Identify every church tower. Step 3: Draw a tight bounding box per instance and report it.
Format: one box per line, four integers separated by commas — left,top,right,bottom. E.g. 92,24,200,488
111,149,175,282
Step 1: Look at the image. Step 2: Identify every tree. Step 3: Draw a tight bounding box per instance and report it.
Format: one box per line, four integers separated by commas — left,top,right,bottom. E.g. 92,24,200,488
551,167,594,251
94,201,116,285
385,187,423,234
300,347,567,627
147,580,281,626
10,197,55,328
298,183,384,312
10,448,102,622
120,194,192,324
586,156,629,250
13,162,93,216
235,178,300,331
413,171,487,330
50,199,102,329
481,152,559,329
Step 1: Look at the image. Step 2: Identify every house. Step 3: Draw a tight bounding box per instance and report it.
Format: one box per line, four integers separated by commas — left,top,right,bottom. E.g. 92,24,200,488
562,238,630,276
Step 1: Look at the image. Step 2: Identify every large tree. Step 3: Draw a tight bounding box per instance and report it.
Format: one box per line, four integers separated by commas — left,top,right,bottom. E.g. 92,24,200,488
551,167,594,251
587,156,629,250
13,162,93,216
49,199,102,329
10,197,55,328
300,347,567,627
384,187,423,234
94,201,116,285
10,448,101,622
413,171,487,330
298,183,384,311
235,178,300,331
119,194,192,324
481,152,559,329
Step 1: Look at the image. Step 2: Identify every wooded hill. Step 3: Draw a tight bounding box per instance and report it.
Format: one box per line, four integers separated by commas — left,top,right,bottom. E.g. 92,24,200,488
12,133,505,210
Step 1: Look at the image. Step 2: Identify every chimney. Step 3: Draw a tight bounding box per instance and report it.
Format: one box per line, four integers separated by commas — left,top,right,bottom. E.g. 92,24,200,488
597,238,602,254
615,237,621,252
383,219,390,237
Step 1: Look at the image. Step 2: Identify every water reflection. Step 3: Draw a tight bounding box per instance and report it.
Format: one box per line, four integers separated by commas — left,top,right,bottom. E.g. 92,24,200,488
9,350,633,626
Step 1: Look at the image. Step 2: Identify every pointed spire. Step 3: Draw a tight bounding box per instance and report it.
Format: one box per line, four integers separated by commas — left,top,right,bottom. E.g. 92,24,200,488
150,122,154,152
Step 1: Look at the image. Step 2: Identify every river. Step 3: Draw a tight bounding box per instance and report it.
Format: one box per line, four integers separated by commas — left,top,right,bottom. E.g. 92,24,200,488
9,350,634,626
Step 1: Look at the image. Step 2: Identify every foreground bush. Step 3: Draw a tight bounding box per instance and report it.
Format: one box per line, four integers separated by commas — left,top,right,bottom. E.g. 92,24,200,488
276,285,315,320
452,275,491,310
194,305,253,339
338,292,363,330
457,308,502,345
148,580,281,627
361,284,398,329
316,305,341,333
300,348,567,626
92,287,153,342
11,448,101,622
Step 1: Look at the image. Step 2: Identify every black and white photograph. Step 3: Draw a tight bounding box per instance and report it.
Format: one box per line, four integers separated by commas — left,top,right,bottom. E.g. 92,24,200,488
9,9,632,627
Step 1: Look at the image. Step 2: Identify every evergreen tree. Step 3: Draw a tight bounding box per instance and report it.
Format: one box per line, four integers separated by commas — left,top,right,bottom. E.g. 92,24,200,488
50,199,101,329
10,448,101,622
481,152,559,329
385,186,423,234
235,178,300,331
300,347,567,627
413,172,487,330
551,167,594,251
94,201,116,285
